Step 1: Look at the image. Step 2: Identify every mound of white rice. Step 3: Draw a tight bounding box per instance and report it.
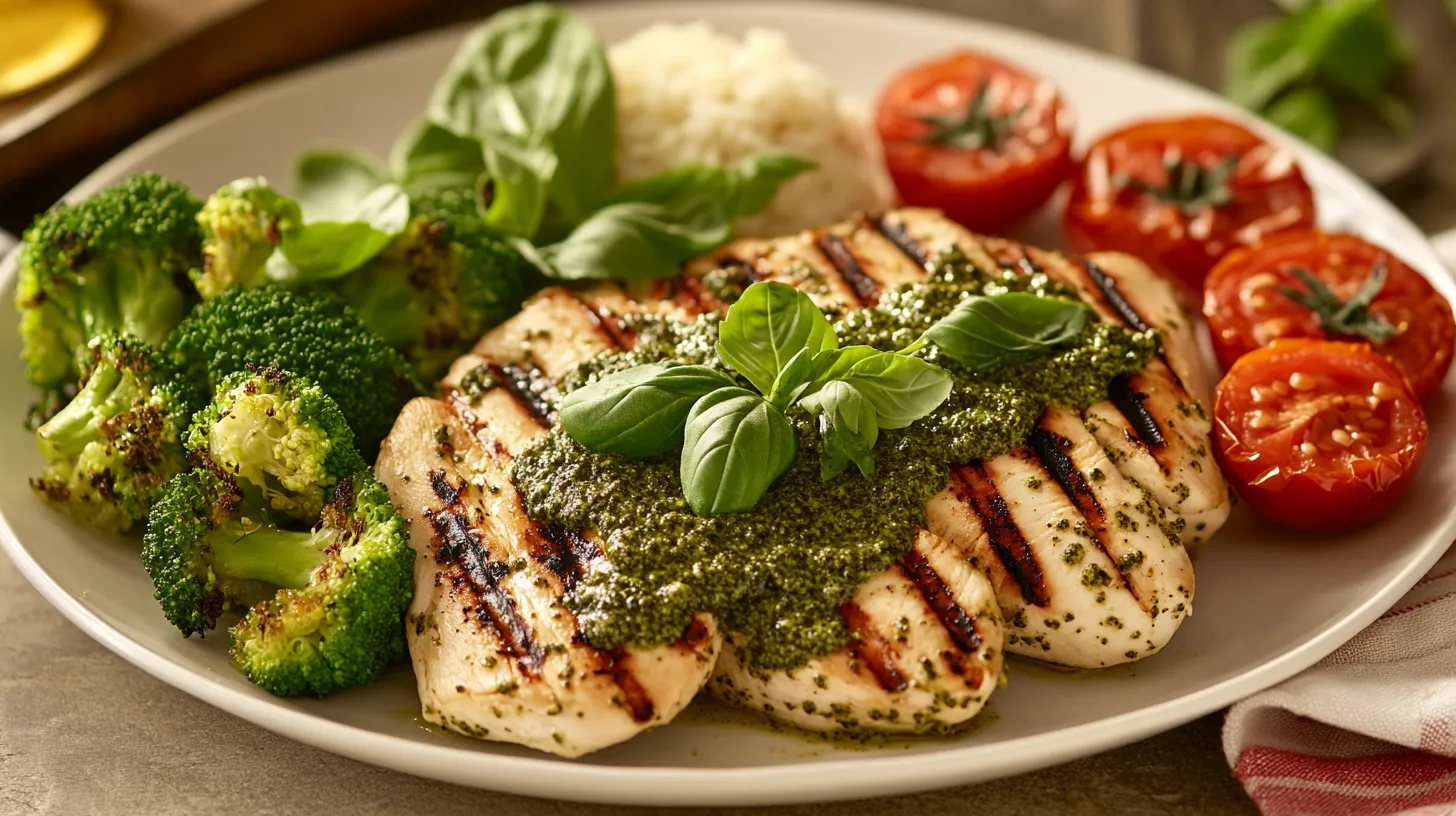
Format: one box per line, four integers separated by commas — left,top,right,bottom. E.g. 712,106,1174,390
609,23,895,238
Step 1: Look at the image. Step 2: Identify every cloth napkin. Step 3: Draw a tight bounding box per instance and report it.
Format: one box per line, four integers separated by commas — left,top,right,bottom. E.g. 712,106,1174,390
1223,229,1456,816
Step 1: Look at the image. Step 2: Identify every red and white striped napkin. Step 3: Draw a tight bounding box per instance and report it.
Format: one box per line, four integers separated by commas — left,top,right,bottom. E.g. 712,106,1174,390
1223,547,1456,815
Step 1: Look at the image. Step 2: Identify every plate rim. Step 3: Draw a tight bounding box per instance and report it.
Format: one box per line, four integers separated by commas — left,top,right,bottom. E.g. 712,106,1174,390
3,0,1454,805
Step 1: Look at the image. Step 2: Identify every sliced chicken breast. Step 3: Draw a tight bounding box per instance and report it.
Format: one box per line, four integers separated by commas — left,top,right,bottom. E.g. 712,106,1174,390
375,290,720,758
709,529,1004,733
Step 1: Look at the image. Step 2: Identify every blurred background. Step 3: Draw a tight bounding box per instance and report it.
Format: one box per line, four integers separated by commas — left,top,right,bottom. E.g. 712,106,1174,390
1,0,1453,234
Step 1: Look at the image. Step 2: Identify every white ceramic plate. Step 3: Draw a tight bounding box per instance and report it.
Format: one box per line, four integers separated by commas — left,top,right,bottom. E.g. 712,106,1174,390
3,0,1454,807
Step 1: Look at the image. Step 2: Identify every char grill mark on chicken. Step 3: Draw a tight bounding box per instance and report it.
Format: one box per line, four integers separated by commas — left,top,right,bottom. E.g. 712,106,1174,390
376,290,720,757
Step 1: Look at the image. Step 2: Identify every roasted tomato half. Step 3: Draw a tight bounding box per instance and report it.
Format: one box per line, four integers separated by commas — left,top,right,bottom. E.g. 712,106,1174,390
1064,115,1316,295
875,49,1074,234
1204,230,1455,401
1214,339,1427,531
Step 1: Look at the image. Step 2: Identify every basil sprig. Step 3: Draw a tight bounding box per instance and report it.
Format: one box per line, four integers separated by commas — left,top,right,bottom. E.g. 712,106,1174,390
287,4,814,283
561,280,1091,516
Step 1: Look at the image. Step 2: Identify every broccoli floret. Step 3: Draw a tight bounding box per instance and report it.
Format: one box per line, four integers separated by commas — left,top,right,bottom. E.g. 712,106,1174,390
16,173,201,390
193,178,300,299
165,286,419,457
186,367,365,521
334,190,532,381
31,334,201,532
142,462,413,696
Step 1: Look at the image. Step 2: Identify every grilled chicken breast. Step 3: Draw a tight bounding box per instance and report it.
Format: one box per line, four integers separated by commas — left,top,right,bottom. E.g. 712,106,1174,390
378,206,1228,750
375,291,720,758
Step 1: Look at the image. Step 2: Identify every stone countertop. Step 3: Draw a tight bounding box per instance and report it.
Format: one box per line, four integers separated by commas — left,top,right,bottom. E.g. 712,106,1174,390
0,552,1257,815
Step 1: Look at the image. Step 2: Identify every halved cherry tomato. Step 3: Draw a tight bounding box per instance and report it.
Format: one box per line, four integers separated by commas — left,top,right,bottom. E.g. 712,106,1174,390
1214,339,1427,531
1063,115,1316,295
1203,230,1454,401
875,49,1074,234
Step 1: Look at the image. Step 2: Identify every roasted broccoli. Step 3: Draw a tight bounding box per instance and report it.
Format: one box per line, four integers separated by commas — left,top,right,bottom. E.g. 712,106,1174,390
31,334,201,532
16,173,202,391
185,367,366,521
142,461,412,696
192,178,300,299
165,286,418,456
330,190,533,381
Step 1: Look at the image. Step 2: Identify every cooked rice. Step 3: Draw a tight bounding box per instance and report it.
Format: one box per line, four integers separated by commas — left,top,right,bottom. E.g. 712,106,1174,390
609,23,895,237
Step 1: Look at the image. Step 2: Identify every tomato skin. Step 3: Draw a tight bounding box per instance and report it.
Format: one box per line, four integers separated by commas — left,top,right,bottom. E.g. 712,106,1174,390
1213,339,1427,532
1203,230,1455,401
1063,115,1316,295
875,50,1074,234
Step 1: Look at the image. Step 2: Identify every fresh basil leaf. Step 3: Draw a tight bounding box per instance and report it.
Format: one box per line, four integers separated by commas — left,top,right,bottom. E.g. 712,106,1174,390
680,388,796,516
765,347,822,410
1364,89,1413,135
1297,0,1411,101
267,183,410,282
426,3,615,228
1223,17,1311,112
479,140,556,239
716,281,837,396
524,198,728,281
294,148,389,223
389,118,488,197
519,152,812,282
1264,86,1340,152
918,293,1090,372
721,152,817,219
802,380,878,481
559,362,737,455
802,349,952,429
611,151,815,221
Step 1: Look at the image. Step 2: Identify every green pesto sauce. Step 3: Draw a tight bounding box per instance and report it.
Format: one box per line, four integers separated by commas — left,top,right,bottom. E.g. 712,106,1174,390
511,252,1158,671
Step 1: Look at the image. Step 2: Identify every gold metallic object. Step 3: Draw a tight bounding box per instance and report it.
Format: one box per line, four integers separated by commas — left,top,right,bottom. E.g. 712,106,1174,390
0,0,109,100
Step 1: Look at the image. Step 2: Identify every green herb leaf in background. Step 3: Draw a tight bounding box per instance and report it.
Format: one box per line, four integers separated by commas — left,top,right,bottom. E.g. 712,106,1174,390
426,2,615,233
266,183,411,283
477,139,557,240
1223,0,1414,151
523,154,815,282
1225,17,1314,113
803,380,879,481
293,148,390,223
388,118,488,199
1263,86,1340,152
679,387,797,516
716,281,837,396
608,152,816,223
559,363,738,455
912,292,1089,372
515,196,725,281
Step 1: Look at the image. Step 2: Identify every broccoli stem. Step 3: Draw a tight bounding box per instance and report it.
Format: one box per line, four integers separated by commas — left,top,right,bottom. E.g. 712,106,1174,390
209,525,330,591
35,364,125,459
